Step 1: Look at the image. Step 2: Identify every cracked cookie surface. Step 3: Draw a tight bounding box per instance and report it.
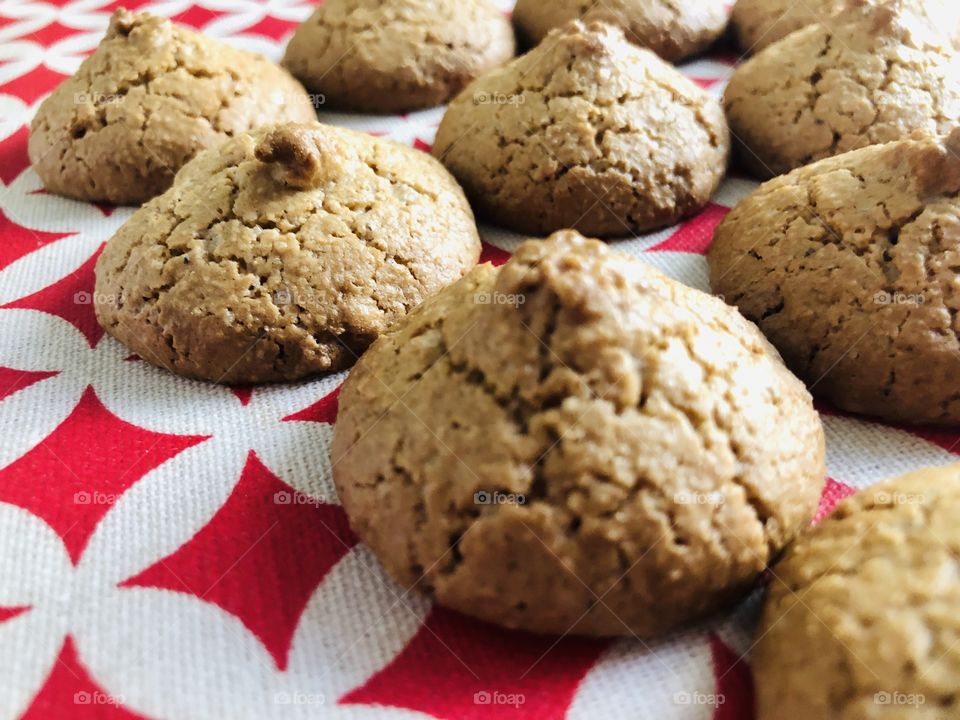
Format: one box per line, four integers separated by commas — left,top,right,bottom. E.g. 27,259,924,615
754,463,960,719
724,1,960,178
332,231,825,637
29,9,316,205
709,129,960,425
94,122,480,383
732,0,960,54
432,21,730,238
513,0,728,62
282,0,515,114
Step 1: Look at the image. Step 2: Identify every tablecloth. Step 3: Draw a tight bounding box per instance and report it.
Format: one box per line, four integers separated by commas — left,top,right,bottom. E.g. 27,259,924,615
1,1,957,718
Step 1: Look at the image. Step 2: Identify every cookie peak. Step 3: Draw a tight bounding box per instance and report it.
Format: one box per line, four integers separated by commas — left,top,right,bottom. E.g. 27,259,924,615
106,8,165,38
254,124,341,189
542,19,631,57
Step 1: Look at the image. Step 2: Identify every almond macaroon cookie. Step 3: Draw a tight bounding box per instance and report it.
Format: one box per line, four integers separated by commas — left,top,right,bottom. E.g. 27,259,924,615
94,123,480,383
724,1,960,178
754,464,960,719
731,0,960,54
709,130,960,425
513,0,728,62
432,21,729,238
29,9,316,205
282,0,515,114
332,231,825,637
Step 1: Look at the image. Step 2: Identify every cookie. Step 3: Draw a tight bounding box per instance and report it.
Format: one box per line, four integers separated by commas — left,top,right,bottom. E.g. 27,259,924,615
724,1,960,178
94,123,480,384
754,463,960,719
512,0,728,62
731,0,960,54
432,21,729,238
282,0,515,114
709,130,960,425
29,9,316,206
332,231,825,637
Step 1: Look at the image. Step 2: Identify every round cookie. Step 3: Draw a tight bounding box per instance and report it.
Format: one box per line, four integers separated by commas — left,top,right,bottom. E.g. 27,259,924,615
731,0,960,54
282,0,515,114
512,0,728,62
724,1,960,178
332,231,826,637
29,9,316,206
754,463,960,719
709,130,960,425
94,123,480,384
432,21,730,238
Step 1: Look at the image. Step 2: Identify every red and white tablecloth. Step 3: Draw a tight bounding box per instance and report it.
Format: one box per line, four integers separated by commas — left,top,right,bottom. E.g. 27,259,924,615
0,2,957,718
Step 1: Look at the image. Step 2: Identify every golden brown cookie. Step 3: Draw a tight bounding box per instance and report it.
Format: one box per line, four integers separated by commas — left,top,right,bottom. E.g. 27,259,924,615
512,0,728,62
709,130,960,425
754,463,960,719
282,0,515,114
332,231,826,637
29,9,316,205
724,1,960,178
731,0,960,54
94,123,480,384
432,21,729,238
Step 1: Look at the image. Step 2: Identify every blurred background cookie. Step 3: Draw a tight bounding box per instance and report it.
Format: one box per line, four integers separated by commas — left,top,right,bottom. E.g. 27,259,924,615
94,123,480,383
724,1,960,178
29,9,316,205
283,0,515,114
709,129,960,425
513,0,728,62
432,21,729,238
333,231,825,637
732,0,960,54
754,463,960,719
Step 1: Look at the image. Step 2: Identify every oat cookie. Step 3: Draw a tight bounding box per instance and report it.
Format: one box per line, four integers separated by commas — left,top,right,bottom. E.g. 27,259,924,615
29,9,316,205
94,123,480,383
432,21,729,238
512,0,728,62
724,1,960,178
731,0,960,54
282,0,515,114
709,130,960,425
332,231,825,637
754,463,960,719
